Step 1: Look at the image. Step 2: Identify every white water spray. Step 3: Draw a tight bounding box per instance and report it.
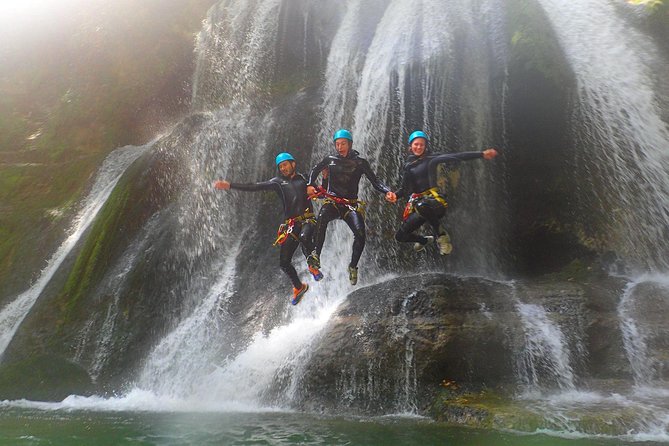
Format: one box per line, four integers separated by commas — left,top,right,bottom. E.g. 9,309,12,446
138,241,242,396
516,302,576,393
618,273,669,388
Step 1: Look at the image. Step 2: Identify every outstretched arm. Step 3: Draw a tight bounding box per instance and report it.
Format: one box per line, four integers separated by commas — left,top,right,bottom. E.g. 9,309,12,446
431,148,498,166
362,159,391,194
213,179,276,192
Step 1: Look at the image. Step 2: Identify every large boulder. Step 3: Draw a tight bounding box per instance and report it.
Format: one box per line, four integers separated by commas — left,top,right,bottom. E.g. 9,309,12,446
295,271,628,416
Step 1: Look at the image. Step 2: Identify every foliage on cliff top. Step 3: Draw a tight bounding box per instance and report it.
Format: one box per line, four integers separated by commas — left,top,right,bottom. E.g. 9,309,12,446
0,0,216,299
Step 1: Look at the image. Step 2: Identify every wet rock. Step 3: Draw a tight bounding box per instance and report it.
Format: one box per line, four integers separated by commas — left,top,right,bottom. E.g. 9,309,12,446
0,354,95,402
295,271,629,416
296,273,522,415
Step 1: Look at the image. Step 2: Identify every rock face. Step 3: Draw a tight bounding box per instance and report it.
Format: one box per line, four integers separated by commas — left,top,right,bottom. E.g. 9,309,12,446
295,271,628,416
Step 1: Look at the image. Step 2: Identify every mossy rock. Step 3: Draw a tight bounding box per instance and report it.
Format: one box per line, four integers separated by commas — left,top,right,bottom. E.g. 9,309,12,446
0,355,95,402
430,388,544,431
430,387,656,435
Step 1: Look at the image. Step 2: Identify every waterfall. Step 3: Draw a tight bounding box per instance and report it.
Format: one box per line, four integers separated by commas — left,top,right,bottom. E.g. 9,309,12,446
516,302,576,393
536,0,669,272
128,0,507,411
134,0,354,407
137,241,242,396
619,274,669,388
0,145,146,358
311,0,507,277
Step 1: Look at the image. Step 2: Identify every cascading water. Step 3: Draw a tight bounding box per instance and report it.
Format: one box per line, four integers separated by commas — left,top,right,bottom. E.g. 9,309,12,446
536,0,669,273
132,0,356,409
8,0,669,442
0,145,146,358
512,0,669,438
619,274,669,389
344,0,507,276
392,292,418,414
131,0,507,412
515,302,576,393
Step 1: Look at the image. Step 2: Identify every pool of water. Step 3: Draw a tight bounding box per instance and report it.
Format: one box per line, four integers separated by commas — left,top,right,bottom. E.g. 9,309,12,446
0,408,663,446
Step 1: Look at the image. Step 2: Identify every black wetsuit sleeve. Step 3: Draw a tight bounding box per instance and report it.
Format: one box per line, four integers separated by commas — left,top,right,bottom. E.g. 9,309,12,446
361,159,391,194
394,169,410,199
229,180,277,192
430,151,483,167
308,157,330,186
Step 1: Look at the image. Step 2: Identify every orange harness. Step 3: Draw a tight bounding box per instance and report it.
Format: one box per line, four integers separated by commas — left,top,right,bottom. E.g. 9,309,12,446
273,209,316,246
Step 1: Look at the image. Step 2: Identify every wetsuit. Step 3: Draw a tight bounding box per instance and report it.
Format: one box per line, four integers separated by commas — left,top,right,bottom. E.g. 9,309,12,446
394,151,483,244
230,173,315,288
309,150,390,268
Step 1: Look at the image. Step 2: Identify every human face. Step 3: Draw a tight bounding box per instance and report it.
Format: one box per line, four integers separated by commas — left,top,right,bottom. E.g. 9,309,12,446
278,160,296,177
410,138,427,157
335,138,351,157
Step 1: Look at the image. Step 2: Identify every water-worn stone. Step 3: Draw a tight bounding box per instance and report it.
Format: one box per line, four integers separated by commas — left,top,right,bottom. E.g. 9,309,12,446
295,271,628,416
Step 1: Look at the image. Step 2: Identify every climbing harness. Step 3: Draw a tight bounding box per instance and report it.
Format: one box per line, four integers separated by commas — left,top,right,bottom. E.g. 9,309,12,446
402,187,448,220
311,186,365,218
273,209,316,246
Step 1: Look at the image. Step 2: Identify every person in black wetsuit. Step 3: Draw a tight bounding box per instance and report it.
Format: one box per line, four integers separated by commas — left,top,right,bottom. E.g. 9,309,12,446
306,129,394,286
386,130,498,255
214,152,322,305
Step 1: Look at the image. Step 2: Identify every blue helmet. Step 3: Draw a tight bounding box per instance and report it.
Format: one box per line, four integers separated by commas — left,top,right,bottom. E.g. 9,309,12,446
408,130,429,145
275,152,295,166
333,129,353,142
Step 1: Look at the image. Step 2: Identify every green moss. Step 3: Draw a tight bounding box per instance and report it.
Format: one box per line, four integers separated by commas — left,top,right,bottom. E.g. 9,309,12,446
0,0,216,298
56,175,132,326
430,386,654,435
628,0,663,7
506,0,572,90
0,161,94,300
0,166,24,195
430,387,544,431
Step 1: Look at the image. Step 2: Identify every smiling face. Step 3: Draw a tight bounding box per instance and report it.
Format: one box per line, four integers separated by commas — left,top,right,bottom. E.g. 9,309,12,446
335,138,351,157
278,160,296,177
410,138,427,157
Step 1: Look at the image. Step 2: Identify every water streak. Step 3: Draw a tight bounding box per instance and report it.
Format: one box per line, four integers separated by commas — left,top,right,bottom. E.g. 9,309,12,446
0,145,146,358
393,292,418,413
516,302,576,393
618,273,669,387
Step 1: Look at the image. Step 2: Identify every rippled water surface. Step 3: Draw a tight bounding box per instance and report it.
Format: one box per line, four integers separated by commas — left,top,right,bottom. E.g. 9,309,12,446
0,408,662,446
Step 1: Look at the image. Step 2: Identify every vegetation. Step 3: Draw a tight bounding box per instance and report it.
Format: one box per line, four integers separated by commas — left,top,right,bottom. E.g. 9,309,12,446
627,0,663,7
0,0,216,300
430,384,649,435
55,173,133,327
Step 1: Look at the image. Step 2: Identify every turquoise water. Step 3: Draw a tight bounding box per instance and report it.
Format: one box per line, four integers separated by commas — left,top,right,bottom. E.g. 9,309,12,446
0,408,662,446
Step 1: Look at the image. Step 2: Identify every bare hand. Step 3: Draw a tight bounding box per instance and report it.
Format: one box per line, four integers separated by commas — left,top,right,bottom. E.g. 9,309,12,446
307,185,317,198
483,148,498,160
385,191,397,203
214,180,231,190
